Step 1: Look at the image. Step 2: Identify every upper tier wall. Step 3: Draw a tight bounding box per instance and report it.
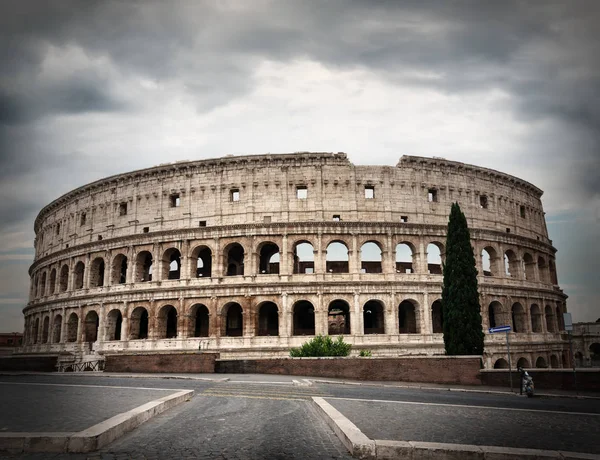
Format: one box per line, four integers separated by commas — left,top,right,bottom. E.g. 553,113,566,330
33,153,549,260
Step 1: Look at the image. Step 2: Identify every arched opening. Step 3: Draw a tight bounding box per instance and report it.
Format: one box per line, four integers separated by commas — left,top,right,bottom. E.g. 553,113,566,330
157,305,178,339
328,300,350,334
111,254,128,284
293,241,314,274
522,253,535,281
224,243,244,276
40,272,47,297
530,304,542,332
511,303,526,333
488,301,503,329
257,302,279,336
135,251,153,282
556,305,565,331
74,262,85,290
59,264,69,292
129,307,149,339
51,314,62,343
89,258,105,287
549,259,558,285
538,256,549,283
399,300,419,333
504,250,519,278
49,269,57,294
363,300,384,334
190,304,209,337
191,246,212,278
42,316,49,343
545,305,556,332
494,358,509,369
84,311,99,343
162,248,181,280
550,355,559,368
360,241,382,274
33,274,39,298
535,356,548,368
258,242,280,275
516,357,530,368
590,343,600,366
224,302,243,336
105,309,123,341
66,313,78,342
481,247,498,276
293,301,315,335
431,300,444,333
395,242,415,273
326,241,349,273
427,243,443,275
32,318,39,344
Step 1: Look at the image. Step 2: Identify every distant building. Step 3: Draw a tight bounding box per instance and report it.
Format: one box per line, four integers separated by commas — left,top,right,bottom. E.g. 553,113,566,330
0,332,23,355
571,322,600,367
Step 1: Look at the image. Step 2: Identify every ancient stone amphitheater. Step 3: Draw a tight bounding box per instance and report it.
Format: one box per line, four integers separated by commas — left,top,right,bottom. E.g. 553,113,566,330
21,152,569,369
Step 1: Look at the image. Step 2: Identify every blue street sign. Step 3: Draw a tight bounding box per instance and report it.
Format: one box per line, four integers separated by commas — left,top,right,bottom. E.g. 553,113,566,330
489,325,511,333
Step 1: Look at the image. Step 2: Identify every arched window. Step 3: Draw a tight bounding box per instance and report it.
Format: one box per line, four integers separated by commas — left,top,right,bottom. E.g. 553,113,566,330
326,241,349,273
157,305,178,339
162,248,181,280
530,304,542,333
223,302,243,336
89,258,105,287
516,357,530,368
74,261,85,290
292,301,315,335
549,259,558,285
545,305,556,332
258,242,280,275
494,358,509,369
293,242,314,274
105,309,123,341
111,254,128,284
488,301,503,329
135,251,153,282
191,246,212,278
504,250,519,278
42,316,50,344
363,300,384,334
84,311,99,343
257,302,279,336
224,243,245,276
129,307,149,340
535,356,548,368
395,243,415,273
328,300,350,334
59,264,69,292
360,242,382,274
538,256,549,283
190,304,209,337
522,253,535,281
40,272,47,297
32,318,39,344
66,313,78,342
51,314,62,343
431,300,443,333
49,269,57,294
511,303,526,333
426,243,443,275
399,300,419,333
481,247,498,276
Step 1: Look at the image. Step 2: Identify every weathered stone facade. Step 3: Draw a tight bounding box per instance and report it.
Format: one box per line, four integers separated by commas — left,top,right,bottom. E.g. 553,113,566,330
21,152,569,368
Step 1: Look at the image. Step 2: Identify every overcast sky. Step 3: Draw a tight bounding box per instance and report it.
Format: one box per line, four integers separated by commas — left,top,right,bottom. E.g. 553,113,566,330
1,1,598,332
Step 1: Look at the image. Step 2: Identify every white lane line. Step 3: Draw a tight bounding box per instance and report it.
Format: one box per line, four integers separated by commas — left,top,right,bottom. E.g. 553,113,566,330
0,381,181,391
326,396,600,417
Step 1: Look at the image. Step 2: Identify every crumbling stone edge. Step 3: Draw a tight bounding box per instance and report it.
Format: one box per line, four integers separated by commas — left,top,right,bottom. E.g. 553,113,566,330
0,389,194,453
311,397,600,460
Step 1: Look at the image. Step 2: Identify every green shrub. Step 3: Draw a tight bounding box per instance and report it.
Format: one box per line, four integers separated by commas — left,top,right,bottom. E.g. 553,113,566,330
358,349,372,357
289,335,352,357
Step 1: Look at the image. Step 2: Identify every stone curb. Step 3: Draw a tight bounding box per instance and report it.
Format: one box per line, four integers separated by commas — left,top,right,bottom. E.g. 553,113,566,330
311,397,600,460
0,389,194,453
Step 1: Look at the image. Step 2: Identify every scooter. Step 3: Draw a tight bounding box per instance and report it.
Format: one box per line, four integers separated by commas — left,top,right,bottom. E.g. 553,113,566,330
520,368,534,397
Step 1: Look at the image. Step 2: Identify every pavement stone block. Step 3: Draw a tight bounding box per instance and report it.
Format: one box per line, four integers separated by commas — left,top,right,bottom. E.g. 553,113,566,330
480,445,562,459
409,441,484,460
375,440,413,459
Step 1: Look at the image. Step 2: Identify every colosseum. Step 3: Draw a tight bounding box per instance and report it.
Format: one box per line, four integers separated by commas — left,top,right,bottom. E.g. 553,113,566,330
20,152,570,369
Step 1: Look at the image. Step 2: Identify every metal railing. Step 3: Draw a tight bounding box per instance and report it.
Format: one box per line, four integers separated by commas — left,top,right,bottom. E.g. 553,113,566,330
56,360,105,372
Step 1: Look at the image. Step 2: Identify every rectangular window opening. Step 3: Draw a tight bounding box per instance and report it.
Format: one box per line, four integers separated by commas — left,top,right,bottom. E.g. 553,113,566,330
230,189,240,202
263,216,272,223
143,227,149,233
56,224,60,235
119,202,128,216
199,220,207,227
428,189,438,203
333,215,341,221
400,216,408,223
506,228,511,233
520,205,526,218
296,186,308,199
365,186,375,199
480,195,488,209
98,235,103,241
80,213,86,226
170,194,180,207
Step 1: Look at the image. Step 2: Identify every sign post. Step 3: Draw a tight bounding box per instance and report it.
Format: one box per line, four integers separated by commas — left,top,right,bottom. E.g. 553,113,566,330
564,313,578,395
489,325,513,392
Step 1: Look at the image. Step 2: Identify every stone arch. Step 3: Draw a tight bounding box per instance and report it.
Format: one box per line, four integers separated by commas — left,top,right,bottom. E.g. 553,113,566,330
488,301,504,329
431,299,444,333
590,343,600,366
550,354,559,368
328,299,351,334
66,313,78,342
481,246,499,277
222,302,243,336
494,358,509,369
395,242,416,273
293,241,314,274
504,249,519,278
426,242,444,275
84,310,99,342
545,305,556,332
530,304,542,333
190,245,212,278
51,314,62,343
360,241,382,274
257,301,279,336
293,300,315,335
522,252,535,281
32,317,39,344
129,307,149,339
399,299,419,333
40,272,47,297
59,264,69,292
538,256,549,283
111,253,128,284
556,304,565,331
517,357,530,368
161,248,181,280
157,305,178,339
89,257,105,288
74,261,85,290
326,241,349,273
190,303,209,337
363,300,384,334
135,251,153,282
49,268,57,294
258,242,280,275
105,309,123,341
42,316,50,343
224,243,245,276
535,356,548,368
511,302,527,333
549,259,558,285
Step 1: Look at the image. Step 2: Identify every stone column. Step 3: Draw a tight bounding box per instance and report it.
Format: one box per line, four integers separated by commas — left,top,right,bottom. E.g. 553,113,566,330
97,303,106,343
281,293,290,337
315,293,326,335
213,239,222,278
59,308,66,343
76,306,83,343
384,233,394,274
422,292,431,334
418,241,426,273
315,234,324,274
349,234,359,274
83,254,92,289
353,293,362,336
178,297,187,338
67,258,75,291
281,235,289,276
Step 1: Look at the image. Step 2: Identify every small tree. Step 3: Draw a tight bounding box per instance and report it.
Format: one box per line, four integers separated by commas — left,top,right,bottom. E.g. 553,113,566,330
289,335,352,357
442,202,484,355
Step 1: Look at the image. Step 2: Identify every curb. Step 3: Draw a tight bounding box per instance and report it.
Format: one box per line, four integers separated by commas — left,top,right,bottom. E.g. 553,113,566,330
0,389,194,453
311,397,600,460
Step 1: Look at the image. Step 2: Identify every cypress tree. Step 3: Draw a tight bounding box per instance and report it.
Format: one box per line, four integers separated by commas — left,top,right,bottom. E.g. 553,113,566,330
441,202,484,355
